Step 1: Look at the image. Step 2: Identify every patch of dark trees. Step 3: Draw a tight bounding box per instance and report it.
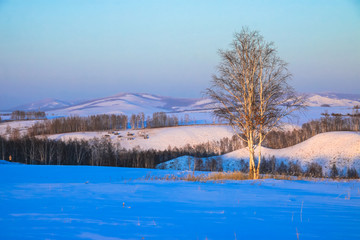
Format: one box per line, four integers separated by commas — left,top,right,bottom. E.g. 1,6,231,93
11,111,46,120
181,155,359,179
257,156,358,179
264,112,360,149
0,135,242,168
27,112,185,136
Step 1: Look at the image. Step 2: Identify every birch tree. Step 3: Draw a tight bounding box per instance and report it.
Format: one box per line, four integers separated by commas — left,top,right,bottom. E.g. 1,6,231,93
206,28,305,179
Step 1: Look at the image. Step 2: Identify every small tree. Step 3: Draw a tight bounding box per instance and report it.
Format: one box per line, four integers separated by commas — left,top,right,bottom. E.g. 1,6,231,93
352,105,360,131
330,163,339,179
207,28,305,179
305,162,323,178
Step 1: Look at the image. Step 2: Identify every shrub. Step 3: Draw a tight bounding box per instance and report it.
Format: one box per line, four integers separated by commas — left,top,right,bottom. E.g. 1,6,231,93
239,159,249,173
205,156,223,172
347,168,359,179
277,161,288,175
194,157,203,171
330,163,339,179
288,161,302,176
260,156,277,174
305,162,323,178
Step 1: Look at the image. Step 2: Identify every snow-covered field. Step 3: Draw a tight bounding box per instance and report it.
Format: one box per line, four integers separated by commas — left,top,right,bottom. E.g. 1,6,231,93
0,162,359,239
159,131,360,173
47,125,236,151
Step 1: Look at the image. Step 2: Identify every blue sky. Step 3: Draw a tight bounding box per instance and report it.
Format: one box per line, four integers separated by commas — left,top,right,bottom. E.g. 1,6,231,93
0,0,359,109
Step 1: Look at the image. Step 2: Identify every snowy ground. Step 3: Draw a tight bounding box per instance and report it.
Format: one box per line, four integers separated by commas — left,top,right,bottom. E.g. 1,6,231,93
159,131,360,174
0,162,359,240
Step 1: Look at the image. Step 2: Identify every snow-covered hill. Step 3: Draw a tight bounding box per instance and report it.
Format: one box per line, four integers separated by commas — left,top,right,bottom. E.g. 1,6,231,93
305,94,360,107
316,92,360,102
48,93,213,116
158,131,360,173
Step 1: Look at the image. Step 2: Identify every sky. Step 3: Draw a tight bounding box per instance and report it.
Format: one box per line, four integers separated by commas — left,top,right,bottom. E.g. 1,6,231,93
0,0,359,110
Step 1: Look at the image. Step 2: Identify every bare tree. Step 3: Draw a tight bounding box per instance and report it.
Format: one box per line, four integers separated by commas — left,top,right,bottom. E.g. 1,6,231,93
352,105,360,132
206,28,305,179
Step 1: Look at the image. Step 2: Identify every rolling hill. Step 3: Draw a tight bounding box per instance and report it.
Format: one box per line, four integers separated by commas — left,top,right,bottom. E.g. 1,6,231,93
158,131,360,173
47,92,214,116
10,92,360,116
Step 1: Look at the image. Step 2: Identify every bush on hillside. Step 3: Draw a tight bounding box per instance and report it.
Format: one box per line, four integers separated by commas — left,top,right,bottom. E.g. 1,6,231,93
288,161,303,176
305,162,323,178
260,156,277,174
277,161,288,175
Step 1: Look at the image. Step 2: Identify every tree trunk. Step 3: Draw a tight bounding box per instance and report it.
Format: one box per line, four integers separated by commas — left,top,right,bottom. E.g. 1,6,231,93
248,137,256,179
255,133,263,180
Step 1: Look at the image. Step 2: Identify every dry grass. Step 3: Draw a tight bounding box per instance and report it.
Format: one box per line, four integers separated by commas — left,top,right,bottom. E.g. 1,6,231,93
148,171,250,182
204,171,249,181
142,171,357,183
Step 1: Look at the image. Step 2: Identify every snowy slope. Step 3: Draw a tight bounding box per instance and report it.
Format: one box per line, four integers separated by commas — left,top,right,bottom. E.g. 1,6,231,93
225,131,360,169
0,164,359,239
159,131,360,172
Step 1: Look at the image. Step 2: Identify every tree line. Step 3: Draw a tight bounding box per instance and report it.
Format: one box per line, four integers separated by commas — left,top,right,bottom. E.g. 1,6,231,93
27,112,186,136
0,135,242,168
258,156,358,179
165,155,358,179
264,112,360,149
11,110,46,120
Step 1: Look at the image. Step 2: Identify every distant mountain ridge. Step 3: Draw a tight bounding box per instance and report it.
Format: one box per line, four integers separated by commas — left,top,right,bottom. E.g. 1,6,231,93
315,92,360,101
306,92,360,107
7,98,73,112
48,92,214,116
8,92,360,116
